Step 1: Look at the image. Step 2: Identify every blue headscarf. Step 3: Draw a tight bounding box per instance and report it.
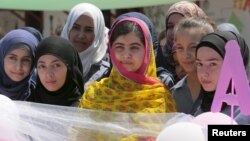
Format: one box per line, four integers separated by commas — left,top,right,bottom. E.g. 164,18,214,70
21,26,43,41
0,29,38,100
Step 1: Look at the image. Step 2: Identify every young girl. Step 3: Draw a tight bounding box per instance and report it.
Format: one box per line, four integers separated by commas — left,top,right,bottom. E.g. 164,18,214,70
114,11,175,88
171,17,214,115
195,31,250,124
0,29,38,100
160,1,207,82
61,3,110,88
78,17,176,141
28,36,83,106
79,17,176,113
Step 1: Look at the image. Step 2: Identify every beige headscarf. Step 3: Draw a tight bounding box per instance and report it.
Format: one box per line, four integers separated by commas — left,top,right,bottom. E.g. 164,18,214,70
165,0,207,30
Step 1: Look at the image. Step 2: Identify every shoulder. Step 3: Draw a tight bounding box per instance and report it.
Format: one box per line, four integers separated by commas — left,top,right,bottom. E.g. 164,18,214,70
171,76,188,91
86,60,111,83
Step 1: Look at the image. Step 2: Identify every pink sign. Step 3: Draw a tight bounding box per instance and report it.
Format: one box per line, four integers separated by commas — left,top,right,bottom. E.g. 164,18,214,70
211,40,250,115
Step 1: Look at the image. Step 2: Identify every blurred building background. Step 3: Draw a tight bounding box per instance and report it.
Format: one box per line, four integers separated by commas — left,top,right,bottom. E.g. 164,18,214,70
0,0,249,45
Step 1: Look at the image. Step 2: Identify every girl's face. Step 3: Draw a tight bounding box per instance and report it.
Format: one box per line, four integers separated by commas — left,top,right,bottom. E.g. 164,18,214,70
196,47,224,91
69,15,95,52
166,13,184,47
37,55,67,92
113,32,145,72
4,48,32,82
175,30,201,73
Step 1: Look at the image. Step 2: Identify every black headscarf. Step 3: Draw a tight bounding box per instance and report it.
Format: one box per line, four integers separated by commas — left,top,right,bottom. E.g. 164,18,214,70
30,36,83,106
196,31,249,112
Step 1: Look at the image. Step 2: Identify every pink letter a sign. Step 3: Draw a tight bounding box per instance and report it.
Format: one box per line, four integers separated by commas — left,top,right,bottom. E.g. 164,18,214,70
211,40,250,115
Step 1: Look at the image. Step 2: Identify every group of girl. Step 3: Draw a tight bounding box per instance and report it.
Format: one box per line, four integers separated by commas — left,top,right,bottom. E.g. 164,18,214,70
0,1,249,139
0,2,177,112
164,1,250,124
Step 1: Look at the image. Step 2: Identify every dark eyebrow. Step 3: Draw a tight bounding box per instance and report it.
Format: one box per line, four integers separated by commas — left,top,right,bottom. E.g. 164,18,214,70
113,43,124,46
196,58,221,61
73,23,94,29
113,42,142,46
37,59,61,64
130,42,142,46
6,53,31,58
85,26,94,29
207,58,221,61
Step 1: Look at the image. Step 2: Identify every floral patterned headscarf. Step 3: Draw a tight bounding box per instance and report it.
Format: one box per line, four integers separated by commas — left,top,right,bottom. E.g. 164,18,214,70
78,17,176,141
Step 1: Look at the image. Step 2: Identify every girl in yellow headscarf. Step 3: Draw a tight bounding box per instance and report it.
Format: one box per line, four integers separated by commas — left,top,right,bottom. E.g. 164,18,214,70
77,17,177,141
79,17,176,113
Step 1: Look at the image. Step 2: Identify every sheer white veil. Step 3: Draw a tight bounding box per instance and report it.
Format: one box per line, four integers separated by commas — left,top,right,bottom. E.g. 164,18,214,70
1,94,187,141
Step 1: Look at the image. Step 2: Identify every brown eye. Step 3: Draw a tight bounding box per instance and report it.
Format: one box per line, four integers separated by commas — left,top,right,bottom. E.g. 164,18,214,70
37,64,45,69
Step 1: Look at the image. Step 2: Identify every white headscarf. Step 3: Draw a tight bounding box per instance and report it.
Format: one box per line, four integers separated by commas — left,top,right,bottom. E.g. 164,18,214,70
61,3,108,77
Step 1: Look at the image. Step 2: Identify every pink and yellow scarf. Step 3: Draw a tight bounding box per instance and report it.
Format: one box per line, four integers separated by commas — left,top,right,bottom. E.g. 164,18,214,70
80,18,175,113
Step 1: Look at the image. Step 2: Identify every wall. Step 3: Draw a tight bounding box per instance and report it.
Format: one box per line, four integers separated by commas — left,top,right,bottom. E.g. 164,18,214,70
43,11,67,37
144,5,170,34
1,0,250,45
199,0,250,46
0,11,25,33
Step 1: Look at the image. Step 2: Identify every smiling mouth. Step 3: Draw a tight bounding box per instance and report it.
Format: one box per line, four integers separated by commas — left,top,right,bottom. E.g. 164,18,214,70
12,72,24,76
